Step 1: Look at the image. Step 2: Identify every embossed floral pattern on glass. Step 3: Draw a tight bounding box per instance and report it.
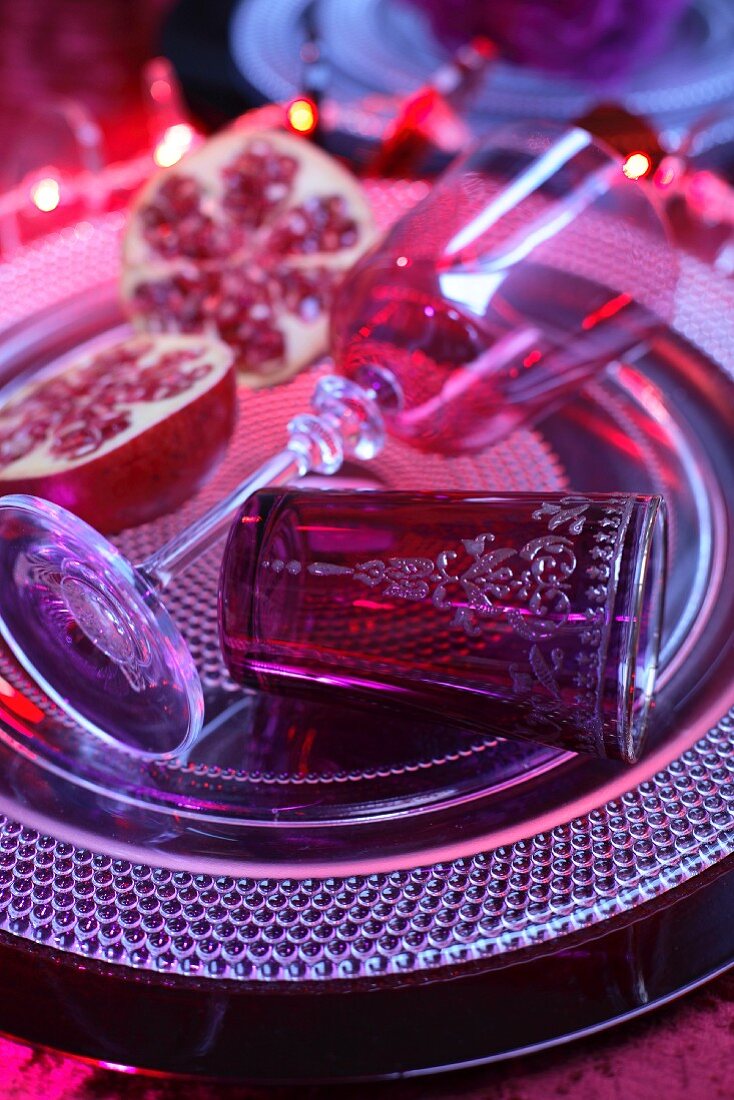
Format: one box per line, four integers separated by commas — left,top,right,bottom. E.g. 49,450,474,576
220,489,666,761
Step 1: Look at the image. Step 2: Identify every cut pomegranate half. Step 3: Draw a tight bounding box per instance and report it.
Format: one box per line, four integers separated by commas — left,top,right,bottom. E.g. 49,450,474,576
122,127,376,388
0,334,236,533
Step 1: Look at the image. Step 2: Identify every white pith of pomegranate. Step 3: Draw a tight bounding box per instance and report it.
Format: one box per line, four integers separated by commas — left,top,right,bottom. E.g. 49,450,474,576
121,127,375,388
0,334,236,533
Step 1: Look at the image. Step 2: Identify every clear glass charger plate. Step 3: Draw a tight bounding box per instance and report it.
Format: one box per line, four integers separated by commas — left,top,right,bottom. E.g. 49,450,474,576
0,200,733,1022
230,0,734,152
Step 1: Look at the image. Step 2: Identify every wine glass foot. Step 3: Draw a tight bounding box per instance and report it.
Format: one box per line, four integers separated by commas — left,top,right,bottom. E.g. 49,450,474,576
0,495,203,757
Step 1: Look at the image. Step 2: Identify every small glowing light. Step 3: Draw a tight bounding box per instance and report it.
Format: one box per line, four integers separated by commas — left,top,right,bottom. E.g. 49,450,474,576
30,177,61,212
655,156,681,190
150,77,172,103
286,97,318,135
0,678,44,723
396,255,409,267
154,123,195,168
99,1061,139,1075
622,152,651,181
656,165,675,188
582,292,632,331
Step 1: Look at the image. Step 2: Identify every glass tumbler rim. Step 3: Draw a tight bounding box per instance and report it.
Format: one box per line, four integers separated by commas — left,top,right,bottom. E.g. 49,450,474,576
615,494,667,763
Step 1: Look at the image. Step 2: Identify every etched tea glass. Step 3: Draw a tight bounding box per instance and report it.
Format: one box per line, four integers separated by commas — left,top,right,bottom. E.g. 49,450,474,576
220,489,666,763
0,120,675,757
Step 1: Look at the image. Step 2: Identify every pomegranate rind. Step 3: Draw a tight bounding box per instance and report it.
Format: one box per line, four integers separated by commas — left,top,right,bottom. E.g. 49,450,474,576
0,335,237,534
121,127,376,389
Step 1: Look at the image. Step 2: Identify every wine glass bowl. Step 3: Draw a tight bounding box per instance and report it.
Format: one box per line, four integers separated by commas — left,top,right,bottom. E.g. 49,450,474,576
333,121,678,453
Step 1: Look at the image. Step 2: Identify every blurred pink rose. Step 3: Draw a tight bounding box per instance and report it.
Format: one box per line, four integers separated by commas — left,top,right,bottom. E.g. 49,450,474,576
406,0,690,82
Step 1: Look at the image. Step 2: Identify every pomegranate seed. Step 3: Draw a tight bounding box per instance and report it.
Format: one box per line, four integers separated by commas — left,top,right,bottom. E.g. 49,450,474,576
0,431,36,467
96,412,132,441
52,423,104,460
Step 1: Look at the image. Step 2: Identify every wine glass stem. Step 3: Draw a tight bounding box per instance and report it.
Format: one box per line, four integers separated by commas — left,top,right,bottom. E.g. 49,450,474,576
138,446,307,589
134,369,392,590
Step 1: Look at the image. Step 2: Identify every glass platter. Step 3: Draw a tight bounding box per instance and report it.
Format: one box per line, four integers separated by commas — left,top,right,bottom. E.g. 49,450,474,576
0,199,733,1079
0,209,730,879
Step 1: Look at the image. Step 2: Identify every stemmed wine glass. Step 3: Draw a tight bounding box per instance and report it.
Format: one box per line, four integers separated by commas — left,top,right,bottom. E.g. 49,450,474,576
0,121,677,759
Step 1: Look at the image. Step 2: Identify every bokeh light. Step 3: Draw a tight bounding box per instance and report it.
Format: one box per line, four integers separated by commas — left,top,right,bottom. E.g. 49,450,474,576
623,152,652,181
30,177,61,212
154,123,195,168
286,98,318,135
